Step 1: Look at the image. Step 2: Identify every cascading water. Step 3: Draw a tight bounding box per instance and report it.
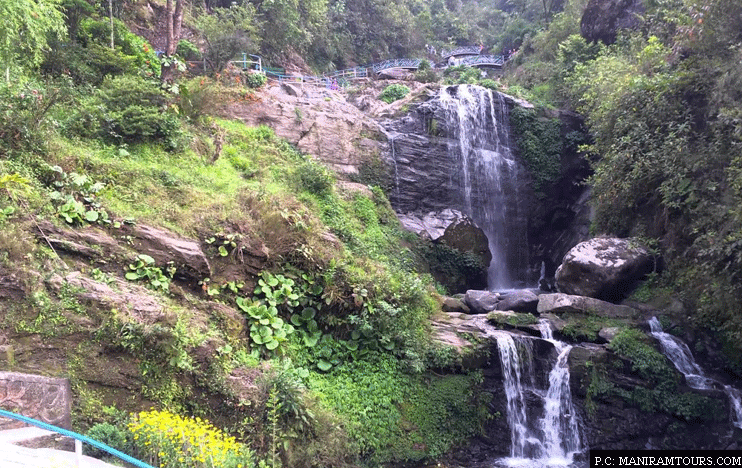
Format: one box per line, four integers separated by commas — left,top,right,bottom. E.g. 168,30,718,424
538,321,582,463
439,86,529,290
648,317,742,428
488,320,582,467
496,333,535,459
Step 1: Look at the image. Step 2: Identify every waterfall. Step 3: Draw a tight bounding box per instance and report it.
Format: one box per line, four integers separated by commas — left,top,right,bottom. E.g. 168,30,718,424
538,320,582,463
496,333,535,458
440,85,529,290
389,134,400,198
648,317,742,428
492,323,582,466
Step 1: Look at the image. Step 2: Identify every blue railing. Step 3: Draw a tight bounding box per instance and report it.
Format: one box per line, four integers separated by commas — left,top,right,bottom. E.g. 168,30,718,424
0,409,155,468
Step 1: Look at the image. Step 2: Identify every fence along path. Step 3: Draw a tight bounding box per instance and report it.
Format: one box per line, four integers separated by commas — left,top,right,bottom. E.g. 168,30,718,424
232,53,506,87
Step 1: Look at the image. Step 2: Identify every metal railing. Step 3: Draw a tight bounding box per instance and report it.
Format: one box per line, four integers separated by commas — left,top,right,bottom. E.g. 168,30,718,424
441,46,482,59
371,58,423,73
232,52,506,88
0,408,155,468
459,54,505,67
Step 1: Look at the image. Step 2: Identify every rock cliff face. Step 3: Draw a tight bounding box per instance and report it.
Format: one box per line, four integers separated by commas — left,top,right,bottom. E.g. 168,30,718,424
581,0,646,44
226,81,387,176
382,85,591,289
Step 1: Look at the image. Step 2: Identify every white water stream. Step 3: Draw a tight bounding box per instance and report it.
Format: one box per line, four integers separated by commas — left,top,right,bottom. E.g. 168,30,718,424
440,85,529,290
648,317,742,428
488,320,582,467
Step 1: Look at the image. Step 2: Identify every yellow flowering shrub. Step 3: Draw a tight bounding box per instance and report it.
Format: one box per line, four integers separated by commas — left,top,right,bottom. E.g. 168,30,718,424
128,409,256,468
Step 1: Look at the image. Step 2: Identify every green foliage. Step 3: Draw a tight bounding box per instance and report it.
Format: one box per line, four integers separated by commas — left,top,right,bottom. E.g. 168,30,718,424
561,315,625,342
608,328,675,383
442,65,481,85
205,232,244,258
0,0,65,81
487,311,538,327
196,4,259,72
125,254,172,294
349,157,392,193
378,84,410,104
176,40,202,61
69,75,182,149
586,328,726,421
46,165,112,226
245,72,267,89
414,61,438,83
420,241,486,293
0,79,69,152
295,158,334,196
237,298,295,355
307,354,486,463
85,422,133,460
509,106,562,194
77,17,160,78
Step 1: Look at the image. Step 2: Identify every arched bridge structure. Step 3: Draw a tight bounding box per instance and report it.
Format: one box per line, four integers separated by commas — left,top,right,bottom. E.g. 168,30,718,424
233,51,506,86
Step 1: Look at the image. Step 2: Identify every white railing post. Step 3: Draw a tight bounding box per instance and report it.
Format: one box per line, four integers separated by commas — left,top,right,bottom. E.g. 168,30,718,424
75,439,82,467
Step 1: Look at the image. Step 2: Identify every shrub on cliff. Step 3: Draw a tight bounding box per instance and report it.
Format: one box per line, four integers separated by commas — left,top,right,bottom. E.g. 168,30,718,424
379,84,410,104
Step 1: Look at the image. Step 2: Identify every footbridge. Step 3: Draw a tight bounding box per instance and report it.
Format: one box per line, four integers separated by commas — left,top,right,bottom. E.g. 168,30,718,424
233,51,506,86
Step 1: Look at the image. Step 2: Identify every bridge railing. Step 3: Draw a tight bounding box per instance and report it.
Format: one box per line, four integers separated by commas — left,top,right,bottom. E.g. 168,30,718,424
441,46,482,59
371,58,423,73
0,408,155,468
234,52,505,88
459,55,505,67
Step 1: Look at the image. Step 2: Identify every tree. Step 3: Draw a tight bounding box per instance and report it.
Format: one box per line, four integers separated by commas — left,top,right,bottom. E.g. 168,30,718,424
0,0,66,82
197,3,259,72
161,0,185,82
60,0,94,43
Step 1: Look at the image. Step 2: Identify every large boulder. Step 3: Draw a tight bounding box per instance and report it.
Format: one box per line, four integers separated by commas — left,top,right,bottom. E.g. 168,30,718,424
495,289,539,313
537,293,638,319
465,290,500,314
555,237,656,301
581,0,645,44
399,210,491,292
439,215,492,268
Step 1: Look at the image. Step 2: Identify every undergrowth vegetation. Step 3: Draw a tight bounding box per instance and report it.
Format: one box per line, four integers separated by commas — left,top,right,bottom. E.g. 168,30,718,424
0,4,489,466
503,0,742,371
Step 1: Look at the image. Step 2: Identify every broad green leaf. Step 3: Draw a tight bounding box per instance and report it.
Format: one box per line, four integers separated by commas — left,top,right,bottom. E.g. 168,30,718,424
317,359,332,371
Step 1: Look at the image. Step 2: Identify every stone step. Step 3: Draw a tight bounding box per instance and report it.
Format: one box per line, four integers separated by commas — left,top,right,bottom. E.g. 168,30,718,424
0,441,122,467
0,428,123,468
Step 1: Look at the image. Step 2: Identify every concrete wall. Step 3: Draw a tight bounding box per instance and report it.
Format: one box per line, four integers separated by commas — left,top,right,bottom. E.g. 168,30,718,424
0,372,71,430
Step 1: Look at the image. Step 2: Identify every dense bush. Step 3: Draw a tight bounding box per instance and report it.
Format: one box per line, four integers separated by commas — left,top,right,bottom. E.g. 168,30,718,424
77,18,160,77
128,410,256,468
176,39,202,61
307,354,486,463
296,158,334,196
0,80,69,152
245,72,267,89
85,422,133,460
69,75,183,148
378,84,410,104
509,106,563,195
